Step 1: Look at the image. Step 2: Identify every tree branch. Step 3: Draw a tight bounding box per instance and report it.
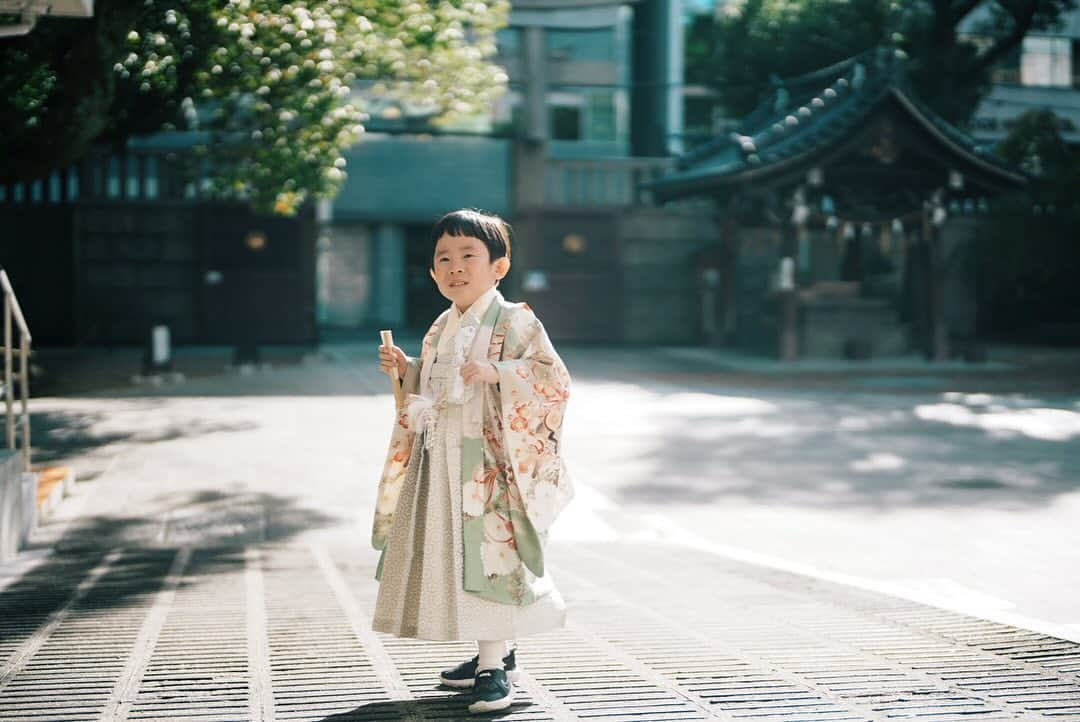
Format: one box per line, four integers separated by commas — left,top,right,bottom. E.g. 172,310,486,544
930,0,959,46
950,0,985,24
970,0,1039,76
930,0,953,17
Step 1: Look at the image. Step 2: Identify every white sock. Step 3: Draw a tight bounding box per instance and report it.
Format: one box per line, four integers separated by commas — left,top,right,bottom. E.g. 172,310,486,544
476,639,507,672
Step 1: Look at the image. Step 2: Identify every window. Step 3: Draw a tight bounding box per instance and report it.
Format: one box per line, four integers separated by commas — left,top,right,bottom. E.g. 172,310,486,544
546,29,616,63
548,88,627,144
587,91,616,141
551,105,582,141
1021,36,1071,87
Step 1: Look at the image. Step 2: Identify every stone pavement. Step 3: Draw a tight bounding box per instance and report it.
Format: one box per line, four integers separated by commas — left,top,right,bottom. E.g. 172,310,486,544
1,344,1079,721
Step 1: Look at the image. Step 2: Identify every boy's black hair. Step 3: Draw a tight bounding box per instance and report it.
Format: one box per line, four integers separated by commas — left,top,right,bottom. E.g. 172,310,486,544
429,209,512,269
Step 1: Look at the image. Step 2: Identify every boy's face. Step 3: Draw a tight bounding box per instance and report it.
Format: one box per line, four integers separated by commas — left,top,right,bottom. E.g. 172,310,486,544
430,233,510,311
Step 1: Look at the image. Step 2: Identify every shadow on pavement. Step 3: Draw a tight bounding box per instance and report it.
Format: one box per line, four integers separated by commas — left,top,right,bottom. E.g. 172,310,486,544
43,489,335,552
29,406,259,466
30,343,399,399
560,345,1080,395
320,695,531,720
614,392,1080,510
560,375,1080,512
0,489,336,647
30,346,311,398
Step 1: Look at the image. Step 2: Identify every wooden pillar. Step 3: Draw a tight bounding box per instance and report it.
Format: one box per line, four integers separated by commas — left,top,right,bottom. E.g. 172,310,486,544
71,203,84,345
923,208,949,361
522,26,548,145
776,186,802,361
778,224,799,361
720,195,739,345
779,285,798,360
76,156,92,201
372,223,406,328
134,154,145,200
119,151,129,200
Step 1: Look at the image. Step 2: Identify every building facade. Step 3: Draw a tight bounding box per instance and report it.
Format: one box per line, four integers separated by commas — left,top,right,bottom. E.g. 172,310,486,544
964,8,1080,147
0,0,727,348
320,0,717,344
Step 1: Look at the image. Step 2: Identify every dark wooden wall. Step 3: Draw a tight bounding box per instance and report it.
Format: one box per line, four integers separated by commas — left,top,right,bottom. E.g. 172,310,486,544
0,201,316,347
514,210,622,344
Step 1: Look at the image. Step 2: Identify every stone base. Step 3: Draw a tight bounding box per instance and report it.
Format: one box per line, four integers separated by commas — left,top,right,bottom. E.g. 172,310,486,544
0,451,35,562
800,296,909,359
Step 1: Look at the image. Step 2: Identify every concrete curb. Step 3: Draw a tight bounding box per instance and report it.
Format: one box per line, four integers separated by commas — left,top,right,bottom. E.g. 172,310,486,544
0,451,33,562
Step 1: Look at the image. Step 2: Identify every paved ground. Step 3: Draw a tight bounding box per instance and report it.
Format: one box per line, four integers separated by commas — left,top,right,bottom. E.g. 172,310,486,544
1,342,1079,720
551,346,1080,640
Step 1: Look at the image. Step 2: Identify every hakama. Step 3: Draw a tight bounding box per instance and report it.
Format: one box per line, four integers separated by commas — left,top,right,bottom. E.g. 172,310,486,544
372,360,566,641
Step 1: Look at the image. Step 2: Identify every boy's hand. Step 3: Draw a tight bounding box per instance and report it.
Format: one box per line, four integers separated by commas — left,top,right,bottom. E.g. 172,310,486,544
378,344,408,379
460,361,498,386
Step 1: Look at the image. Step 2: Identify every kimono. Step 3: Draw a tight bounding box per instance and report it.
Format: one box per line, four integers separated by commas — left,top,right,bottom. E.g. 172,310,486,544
371,288,574,616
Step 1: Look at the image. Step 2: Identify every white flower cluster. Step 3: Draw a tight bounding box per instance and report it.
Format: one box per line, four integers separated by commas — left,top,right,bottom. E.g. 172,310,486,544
108,0,508,215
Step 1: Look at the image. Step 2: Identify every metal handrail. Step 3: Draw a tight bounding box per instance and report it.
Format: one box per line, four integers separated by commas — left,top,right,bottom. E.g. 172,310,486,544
0,268,31,468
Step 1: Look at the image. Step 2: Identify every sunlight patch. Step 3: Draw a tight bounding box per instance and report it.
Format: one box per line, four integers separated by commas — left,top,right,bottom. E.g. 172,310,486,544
942,392,995,406
655,393,776,416
850,452,906,472
548,482,617,543
915,403,1080,441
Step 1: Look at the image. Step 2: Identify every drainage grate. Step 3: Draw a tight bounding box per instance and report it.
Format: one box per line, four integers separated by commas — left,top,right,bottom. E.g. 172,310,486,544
0,550,174,721
0,538,1076,720
126,547,248,722
0,550,110,677
261,543,394,720
555,542,1079,721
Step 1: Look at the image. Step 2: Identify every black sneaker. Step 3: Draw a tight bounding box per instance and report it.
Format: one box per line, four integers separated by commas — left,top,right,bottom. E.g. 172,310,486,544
439,648,518,689
468,668,513,714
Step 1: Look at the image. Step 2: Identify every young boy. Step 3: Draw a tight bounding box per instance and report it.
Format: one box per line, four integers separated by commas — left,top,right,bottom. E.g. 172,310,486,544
373,209,574,714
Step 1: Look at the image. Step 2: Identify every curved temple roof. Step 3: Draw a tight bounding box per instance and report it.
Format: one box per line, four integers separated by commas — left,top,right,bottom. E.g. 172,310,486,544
650,46,1026,203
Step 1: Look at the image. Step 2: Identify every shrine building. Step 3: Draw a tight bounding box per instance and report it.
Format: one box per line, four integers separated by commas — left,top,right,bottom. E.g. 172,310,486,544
650,46,1028,361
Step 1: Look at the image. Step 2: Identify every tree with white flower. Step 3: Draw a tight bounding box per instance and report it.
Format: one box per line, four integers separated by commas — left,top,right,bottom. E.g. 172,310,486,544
0,0,509,215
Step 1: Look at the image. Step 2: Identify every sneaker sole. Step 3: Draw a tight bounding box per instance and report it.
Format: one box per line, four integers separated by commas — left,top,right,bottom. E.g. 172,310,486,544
440,675,475,689
468,687,514,713
440,669,520,689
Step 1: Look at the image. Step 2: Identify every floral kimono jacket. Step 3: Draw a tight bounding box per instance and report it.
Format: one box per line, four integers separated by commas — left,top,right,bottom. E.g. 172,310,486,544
372,291,574,606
